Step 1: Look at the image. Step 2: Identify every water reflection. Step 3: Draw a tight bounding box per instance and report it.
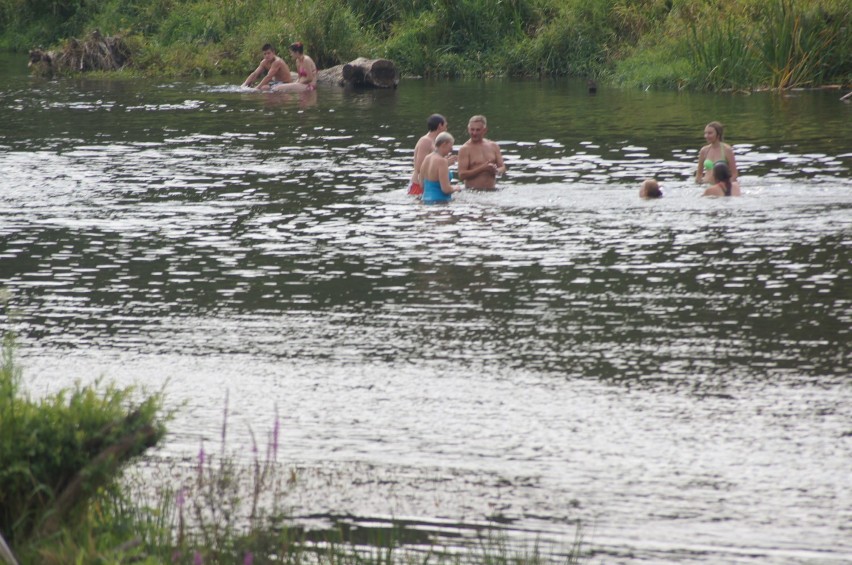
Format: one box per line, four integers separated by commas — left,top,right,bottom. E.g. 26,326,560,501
1,56,851,563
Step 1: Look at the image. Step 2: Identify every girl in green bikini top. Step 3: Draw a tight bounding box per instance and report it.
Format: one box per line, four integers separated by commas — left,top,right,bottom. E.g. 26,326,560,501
696,121,738,184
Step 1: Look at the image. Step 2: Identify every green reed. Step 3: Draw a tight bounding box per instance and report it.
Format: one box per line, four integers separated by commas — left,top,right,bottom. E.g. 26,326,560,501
757,0,846,88
687,16,762,91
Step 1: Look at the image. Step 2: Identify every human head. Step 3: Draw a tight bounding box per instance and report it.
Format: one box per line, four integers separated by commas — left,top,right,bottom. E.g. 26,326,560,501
467,115,487,142
289,41,305,55
704,121,724,143
262,44,276,61
641,179,662,198
712,161,731,184
427,114,447,132
435,132,454,155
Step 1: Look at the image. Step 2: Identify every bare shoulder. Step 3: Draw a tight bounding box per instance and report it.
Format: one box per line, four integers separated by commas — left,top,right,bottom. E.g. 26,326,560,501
415,134,432,151
487,139,502,152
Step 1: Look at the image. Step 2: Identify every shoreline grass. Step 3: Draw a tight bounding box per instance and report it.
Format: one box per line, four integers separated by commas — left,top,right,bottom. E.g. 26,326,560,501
1,0,849,89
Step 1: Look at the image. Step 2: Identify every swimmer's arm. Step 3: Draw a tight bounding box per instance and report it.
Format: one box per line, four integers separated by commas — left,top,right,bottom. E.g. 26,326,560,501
457,146,495,179
304,56,318,86
695,146,708,184
438,160,457,195
493,143,506,176
242,62,265,87
412,138,432,181
725,144,738,180
257,61,281,89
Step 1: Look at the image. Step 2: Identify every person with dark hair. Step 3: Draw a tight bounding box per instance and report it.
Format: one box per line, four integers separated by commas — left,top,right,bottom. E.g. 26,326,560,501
639,179,663,198
272,42,317,92
696,121,737,184
458,115,506,190
408,114,456,195
420,132,462,204
703,161,741,197
241,44,292,91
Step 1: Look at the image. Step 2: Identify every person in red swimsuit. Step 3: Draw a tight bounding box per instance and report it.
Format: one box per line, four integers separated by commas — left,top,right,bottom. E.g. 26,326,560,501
271,42,317,92
408,114,457,196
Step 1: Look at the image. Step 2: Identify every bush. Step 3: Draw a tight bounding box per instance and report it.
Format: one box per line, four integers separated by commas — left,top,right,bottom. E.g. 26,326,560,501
0,332,166,555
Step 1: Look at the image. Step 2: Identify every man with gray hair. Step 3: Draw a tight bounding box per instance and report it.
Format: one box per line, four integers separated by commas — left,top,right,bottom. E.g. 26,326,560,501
458,115,506,190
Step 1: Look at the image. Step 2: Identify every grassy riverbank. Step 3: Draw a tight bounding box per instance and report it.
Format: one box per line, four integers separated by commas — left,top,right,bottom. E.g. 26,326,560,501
1,0,849,89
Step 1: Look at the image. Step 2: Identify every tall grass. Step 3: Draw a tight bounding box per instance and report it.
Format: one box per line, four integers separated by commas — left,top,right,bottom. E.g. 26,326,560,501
94,400,584,565
1,1,849,89
758,0,846,88
687,16,762,91
613,0,851,89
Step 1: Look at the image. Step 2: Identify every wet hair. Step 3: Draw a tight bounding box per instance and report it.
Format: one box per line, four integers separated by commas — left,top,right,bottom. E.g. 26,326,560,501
426,114,446,132
435,132,454,148
706,121,724,141
289,41,305,54
642,179,662,198
469,115,487,127
261,43,275,53
712,161,733,195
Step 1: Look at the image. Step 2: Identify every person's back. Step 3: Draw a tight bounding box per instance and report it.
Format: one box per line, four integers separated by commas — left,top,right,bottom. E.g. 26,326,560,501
420,132,460,203
703,161,741,197
409,114,448,195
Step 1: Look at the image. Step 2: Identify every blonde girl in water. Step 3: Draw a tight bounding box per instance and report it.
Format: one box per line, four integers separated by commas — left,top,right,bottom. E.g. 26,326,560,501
696,121,737,184
272,42,317,92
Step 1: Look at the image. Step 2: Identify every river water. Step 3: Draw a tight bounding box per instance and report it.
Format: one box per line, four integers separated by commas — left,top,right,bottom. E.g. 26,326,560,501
1,53,850,563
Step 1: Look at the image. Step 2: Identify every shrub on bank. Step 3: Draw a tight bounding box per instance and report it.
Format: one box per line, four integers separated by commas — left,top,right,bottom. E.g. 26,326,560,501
613,0,852,89
0,332,166,560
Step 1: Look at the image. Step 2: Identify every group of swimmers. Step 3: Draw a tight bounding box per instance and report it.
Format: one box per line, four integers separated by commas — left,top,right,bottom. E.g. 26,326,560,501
408,114,507,203
242,42,317,92
641,121,741,199
408,116,739,203
243,46,738,202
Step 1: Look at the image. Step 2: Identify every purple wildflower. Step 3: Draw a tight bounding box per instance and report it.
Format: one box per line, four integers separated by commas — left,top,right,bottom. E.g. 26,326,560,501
221,390,229,449
194,550,203,565
176,487,185,508
243,551,254,565
273,414,280,459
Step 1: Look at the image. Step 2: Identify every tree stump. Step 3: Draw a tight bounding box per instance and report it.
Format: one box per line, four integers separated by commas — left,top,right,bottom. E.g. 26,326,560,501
317,58,399,88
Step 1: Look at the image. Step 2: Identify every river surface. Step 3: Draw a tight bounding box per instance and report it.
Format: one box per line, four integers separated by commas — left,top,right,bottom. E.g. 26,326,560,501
1,53,850,563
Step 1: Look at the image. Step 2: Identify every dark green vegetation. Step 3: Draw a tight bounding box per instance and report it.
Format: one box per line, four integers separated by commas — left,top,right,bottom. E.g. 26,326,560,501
0,334,580,564
0,332,166,562
1,0,849,89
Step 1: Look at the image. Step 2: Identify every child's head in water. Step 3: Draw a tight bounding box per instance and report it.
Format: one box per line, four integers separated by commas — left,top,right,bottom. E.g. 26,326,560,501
640,179,662,198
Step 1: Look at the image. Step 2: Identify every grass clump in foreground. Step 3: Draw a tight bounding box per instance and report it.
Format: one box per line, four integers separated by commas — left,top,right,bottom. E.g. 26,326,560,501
0,330,166,563
0,333,582,564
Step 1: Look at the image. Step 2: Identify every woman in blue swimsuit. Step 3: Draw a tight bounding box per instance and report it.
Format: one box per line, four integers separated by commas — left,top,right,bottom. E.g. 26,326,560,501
419,132,462,203
695,121,738,184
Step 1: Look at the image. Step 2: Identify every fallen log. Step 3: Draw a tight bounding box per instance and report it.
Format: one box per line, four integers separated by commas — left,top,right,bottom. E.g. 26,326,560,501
318,57,399,88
